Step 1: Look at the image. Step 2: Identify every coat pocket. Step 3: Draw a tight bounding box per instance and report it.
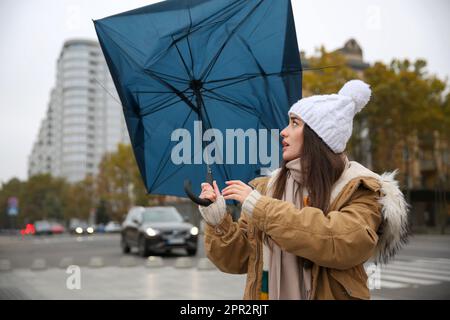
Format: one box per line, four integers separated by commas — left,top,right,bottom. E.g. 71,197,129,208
329,266,370,300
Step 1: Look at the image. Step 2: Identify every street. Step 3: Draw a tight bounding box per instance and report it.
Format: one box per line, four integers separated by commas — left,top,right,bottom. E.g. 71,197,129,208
0,233,201,269
0,232,449,299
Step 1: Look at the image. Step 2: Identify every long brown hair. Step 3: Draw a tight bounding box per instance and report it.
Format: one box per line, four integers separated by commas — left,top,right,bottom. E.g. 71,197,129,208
272,123,347,213
262,123,345,269
264,123,347,267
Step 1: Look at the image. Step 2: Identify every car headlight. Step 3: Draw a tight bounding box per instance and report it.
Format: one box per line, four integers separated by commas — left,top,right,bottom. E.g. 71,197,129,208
146,227,159,237
86,227,94,234
75,227,83,234
190,226,199,236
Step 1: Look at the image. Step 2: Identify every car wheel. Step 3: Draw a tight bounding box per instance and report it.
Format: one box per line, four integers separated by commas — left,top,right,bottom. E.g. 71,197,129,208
187,248,197,256
138,236,149,257
121,236,130,254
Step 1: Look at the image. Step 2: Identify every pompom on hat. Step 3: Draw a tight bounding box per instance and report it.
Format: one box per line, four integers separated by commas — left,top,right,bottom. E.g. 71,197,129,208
288,79,371,153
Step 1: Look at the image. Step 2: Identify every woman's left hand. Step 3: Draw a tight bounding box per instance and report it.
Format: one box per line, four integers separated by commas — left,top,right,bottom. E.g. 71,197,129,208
221,180,253,203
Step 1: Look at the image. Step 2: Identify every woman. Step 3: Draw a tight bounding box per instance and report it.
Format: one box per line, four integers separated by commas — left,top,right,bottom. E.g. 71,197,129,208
198,80,409,300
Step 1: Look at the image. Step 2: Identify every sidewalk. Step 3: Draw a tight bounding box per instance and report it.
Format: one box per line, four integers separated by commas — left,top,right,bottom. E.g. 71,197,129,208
0,265,247,300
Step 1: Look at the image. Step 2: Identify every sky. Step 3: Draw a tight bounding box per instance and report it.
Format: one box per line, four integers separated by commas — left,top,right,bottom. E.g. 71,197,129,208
0,0,449,184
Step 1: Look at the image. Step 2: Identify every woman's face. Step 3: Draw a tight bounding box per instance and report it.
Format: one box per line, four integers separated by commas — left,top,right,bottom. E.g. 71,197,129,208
280,115,304,161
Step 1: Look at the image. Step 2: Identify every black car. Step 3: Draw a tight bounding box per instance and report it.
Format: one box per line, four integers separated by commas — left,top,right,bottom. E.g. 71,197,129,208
121,206,198,257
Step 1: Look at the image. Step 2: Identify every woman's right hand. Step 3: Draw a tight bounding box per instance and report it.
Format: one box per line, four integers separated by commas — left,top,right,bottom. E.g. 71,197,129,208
198,180,226,225
199,180,221,204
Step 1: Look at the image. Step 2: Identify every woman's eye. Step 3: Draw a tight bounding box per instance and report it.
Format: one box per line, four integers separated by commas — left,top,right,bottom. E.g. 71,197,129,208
292,121,298,127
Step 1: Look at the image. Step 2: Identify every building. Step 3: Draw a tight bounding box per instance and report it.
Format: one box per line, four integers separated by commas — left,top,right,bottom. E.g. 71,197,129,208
335,38,371,72
28,39,130,182
301,38,370,74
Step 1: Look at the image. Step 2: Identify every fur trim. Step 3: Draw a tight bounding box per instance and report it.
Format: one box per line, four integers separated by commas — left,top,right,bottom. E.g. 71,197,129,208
374,170,411,264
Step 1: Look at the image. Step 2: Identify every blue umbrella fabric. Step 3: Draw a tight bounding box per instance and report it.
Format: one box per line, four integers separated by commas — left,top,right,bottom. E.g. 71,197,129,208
94,0,302,201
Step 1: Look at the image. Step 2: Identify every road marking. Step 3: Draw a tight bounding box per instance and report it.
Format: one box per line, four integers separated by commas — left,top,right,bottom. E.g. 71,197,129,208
415,259,450,268
31,235,118,245
381,268,450,282
377,280,408,289
391,260,450,271
394,255,450,262
380,274,439,285
384,263,450,276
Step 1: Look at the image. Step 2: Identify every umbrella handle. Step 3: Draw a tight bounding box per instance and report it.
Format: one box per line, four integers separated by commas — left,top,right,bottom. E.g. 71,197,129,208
184,180,213,206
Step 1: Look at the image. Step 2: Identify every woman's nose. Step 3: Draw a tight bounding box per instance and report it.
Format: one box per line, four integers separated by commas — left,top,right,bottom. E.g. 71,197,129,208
280,127,288,138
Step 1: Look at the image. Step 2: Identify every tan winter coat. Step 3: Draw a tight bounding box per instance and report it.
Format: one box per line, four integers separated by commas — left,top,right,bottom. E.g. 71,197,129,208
204,161,409,300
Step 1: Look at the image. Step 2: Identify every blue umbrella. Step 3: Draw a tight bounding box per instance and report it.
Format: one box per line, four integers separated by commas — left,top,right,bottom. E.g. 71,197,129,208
94,0,302,205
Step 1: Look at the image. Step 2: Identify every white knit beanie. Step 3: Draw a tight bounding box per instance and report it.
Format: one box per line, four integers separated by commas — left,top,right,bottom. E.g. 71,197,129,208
288,80,371,153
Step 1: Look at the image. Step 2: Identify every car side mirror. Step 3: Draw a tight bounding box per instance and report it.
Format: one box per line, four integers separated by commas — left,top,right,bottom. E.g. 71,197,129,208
183,215,190,222
132,218,141,225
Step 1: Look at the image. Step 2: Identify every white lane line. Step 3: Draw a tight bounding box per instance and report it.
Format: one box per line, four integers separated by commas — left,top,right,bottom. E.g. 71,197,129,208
390,260,450,271
381,269,450,282
30,235,118,245
384,263,450,276
380,274,439,285
415,257,450,263
416,259,450,267
377,280,408,289
394,255,450,262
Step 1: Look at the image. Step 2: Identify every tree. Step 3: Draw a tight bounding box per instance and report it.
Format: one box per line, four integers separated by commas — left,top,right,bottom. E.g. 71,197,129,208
96,143,152,221
15,174,67,226
0,178,24,228
363,59,447,186
302,46,358,95
95,199,111,224
62,175,96,222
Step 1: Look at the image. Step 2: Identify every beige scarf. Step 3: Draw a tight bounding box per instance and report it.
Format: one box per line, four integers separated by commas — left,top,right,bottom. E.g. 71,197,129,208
266,157,312,300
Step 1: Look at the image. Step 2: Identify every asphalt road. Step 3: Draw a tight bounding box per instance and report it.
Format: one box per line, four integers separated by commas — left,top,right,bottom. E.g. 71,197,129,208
0,232,204,269
1,232,450,299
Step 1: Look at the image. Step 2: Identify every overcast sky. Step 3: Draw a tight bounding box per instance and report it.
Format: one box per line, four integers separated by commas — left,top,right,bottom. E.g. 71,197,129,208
1,0,449,184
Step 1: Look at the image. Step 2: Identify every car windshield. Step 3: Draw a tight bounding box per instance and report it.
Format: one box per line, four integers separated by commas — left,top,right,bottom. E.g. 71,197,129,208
142,207,183,223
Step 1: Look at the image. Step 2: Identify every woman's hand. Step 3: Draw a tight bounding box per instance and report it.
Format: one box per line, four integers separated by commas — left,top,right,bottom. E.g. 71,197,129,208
198,181,226,225
222,180,253,204
199,180,221,203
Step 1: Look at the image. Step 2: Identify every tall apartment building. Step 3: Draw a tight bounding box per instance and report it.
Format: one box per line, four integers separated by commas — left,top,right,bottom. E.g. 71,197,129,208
28,39,130,182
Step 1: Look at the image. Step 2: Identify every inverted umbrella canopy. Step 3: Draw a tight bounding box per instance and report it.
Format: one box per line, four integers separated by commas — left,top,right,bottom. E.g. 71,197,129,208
94,0,302,202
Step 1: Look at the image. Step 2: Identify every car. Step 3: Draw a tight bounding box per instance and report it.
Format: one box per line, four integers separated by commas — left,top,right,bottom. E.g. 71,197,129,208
121,206,198,257
94,223,106,233
50,222,65,234
104,221,121,233
69,219,90,235
34,220,52,235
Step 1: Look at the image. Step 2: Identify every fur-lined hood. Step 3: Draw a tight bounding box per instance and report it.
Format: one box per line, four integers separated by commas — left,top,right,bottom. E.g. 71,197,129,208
265,160,410,265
